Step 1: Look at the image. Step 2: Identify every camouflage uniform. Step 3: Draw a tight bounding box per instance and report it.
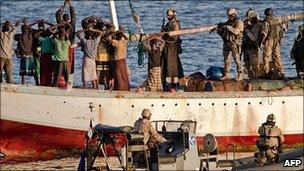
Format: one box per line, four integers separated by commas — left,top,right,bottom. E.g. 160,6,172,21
218,17,244,77
243,22,261,79
261,15,284,76
257,122,284,165
133,118,166,146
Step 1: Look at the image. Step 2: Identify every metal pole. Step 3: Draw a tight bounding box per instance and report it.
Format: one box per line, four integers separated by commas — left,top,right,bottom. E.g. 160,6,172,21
109,0,119,31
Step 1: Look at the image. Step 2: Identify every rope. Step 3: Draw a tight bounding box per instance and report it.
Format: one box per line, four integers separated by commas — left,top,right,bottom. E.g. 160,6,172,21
262,91,274,105
128,0,144,34
127,0,148,68
135,36,148,68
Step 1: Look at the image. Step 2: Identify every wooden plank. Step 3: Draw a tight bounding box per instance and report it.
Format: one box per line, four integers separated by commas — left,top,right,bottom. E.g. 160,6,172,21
168,25,217,36
144,12,304,38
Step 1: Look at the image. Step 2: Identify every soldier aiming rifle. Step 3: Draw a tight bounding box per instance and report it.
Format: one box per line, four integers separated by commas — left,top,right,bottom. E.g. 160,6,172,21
210,8,244,81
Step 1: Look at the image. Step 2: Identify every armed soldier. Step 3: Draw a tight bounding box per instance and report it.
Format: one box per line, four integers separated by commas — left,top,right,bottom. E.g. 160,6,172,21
256,114,284,166
133,109,166,148
290,24,304,78
211,8,244,81
242,9,261,79
260,8,285,78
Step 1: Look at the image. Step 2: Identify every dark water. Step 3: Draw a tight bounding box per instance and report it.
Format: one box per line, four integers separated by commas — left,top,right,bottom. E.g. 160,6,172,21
1,1,303,87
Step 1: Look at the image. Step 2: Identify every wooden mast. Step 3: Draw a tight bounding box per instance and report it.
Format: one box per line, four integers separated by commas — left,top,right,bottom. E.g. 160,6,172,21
109,0,119,31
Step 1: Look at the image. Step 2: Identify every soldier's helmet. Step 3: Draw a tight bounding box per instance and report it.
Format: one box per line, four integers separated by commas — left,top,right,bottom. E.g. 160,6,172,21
226,8,238,16
142,109,152,119
246,9,259,20
167,8,176,15
264,8,273,16
267,114,276,122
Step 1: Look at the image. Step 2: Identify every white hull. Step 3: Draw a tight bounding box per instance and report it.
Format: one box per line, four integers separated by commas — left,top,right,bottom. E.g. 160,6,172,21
1,84,303,137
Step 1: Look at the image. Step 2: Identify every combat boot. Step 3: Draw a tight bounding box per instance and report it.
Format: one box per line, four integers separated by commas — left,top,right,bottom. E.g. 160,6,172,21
220,73,230,80
235,73,243,81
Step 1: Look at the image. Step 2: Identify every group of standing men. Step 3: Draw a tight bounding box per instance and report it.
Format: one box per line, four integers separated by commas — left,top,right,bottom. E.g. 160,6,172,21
0,1,185,92
213,7,304,80
1,3,303,90
0,0,76,87
140,6,304,92
0,0,131,91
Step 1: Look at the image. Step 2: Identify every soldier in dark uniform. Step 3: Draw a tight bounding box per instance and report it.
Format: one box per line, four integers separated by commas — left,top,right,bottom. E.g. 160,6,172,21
212,8,244,81
256,114,284,166
161,8,184,91
290,24,304,78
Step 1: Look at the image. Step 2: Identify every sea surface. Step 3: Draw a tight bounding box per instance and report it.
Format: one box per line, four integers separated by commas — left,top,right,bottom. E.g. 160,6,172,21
0,0,303,87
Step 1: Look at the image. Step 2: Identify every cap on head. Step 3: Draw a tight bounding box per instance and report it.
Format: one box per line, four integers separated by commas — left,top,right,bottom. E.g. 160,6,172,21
227,8,237,16
267,113,276,122
141,109,152,119
264,8,273,16
167,8,176,15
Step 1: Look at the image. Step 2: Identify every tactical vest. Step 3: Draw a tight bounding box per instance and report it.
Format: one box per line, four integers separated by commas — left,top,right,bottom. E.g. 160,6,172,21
259,124,280,147
220,18,243,44
264,16,282,40
242,22,261,49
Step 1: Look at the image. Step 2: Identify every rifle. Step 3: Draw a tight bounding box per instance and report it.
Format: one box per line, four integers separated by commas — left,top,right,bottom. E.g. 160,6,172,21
161,17,166,31
278,142,283,154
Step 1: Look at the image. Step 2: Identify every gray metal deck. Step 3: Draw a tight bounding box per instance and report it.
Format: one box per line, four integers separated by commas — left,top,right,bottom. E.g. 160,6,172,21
233,148,304,170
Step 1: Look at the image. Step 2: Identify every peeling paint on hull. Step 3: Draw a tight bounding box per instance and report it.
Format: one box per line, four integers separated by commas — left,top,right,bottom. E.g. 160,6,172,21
1,84,303,163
